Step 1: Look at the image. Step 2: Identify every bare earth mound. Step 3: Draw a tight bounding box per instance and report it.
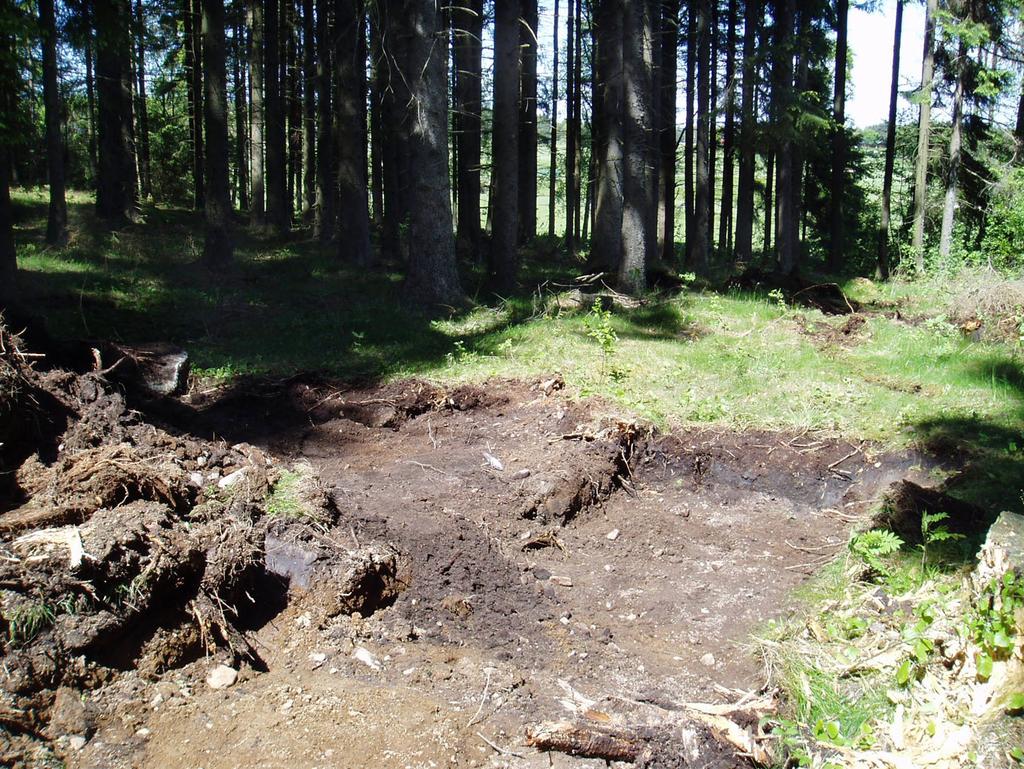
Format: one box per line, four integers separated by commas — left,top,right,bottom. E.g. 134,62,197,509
1,332,955,768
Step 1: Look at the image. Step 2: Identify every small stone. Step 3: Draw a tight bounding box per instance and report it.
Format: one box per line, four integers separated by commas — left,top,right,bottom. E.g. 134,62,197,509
353,646,382,671
68,735,87,751
533,566,551,581
136,728,151,739
606,528,620,541
309,652,327,669
511,469,531,480
550,575,573,587
189,472,205,487
700,653,716,667
206,664,238,690
218,468,246,489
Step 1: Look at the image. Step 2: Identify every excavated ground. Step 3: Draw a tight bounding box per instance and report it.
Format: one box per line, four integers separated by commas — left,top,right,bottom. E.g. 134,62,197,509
1,359,956,769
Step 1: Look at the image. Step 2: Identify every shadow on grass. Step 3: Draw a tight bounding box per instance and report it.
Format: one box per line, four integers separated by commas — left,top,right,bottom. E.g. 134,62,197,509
908,355,1024,526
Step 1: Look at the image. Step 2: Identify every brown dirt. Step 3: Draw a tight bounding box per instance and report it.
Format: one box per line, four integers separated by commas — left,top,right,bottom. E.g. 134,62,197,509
1,335,958,768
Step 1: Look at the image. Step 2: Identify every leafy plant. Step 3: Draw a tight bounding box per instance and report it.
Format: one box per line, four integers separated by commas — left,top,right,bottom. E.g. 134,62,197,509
583,298,618,376
919,511,965,568
967,570,1024,680
850,529,904,579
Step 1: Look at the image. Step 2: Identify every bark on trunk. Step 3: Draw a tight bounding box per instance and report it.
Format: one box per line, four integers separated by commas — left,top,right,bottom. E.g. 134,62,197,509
491,0,522,292
771,0,796,274
827,0,848,271
733,0,758,263
691,0,711,272
368,11,384,228
248,0,266,224
566,0,577,253
592,0,624,273
41,0,68,246
683,4,695,261
233,19,250,210
619,0,657,293
265,0,289,233
400,0,464,306
876,0,902,280
763,149,773,255
185,0,205,209
0,27,15,307
452,0,483,258
548,0,560,237
335,0,371,265
938,40,966,264
134,0,152,200
202,0,234,264
379,2,412,258
718,0,736,254
301,0,315,218
911,0,937,270
658,0,679,264
96,0,137,223
85,31,98,182
314,0,334,240
518,0,538,244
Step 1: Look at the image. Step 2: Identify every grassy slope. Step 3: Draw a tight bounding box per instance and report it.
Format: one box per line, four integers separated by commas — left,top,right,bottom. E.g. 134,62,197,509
11,189,1024,515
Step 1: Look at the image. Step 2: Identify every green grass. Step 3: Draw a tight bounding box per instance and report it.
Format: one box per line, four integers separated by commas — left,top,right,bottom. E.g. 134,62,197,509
11,188,1024,516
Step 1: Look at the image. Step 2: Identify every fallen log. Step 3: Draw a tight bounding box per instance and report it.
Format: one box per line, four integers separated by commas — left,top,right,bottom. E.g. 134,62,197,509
526,720,644,762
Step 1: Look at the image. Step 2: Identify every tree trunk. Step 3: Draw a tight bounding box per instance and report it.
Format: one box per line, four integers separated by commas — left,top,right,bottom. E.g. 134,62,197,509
40,0,68,246
492,0,521,292
379,2,412,259
658,0,679,264
565,0,577,254
573,0,584,243
368,11,384,228
134,0,152,200
707,0,716,252
185,0,205,209
911,0,936,270
96,0,138,223
691,0,711,272
233,19,250,209
452,0,483,258
938,40,966,264
400,0,464,306
592,0,624,273
1014,78,1024,164
314,0,335,240
683,3,695,261
249,0,266,224
86,32,98,182
265,0,289,233
0,26,16,307
733,0,758,262
718,0,736,254
301,0,315,218
335,0,371,265
876,0,902,280
285,1,300,220
763,149,773,255
548,0,560,236
827,0,847,271
202,0,234,264
518,0,538,244
771,0,796,274
619,0,656,293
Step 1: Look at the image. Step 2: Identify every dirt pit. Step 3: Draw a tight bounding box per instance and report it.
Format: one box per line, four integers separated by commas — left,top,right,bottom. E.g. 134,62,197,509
1,360,954,768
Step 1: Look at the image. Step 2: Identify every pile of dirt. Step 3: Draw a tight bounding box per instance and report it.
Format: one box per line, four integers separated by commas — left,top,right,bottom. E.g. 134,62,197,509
0,321,311,766
948,277,1024,342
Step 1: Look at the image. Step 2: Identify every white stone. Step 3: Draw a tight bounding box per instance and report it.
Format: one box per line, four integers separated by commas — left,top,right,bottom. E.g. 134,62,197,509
68,736,87,751
700,653,716,667
206,664,238,690
606,528,620,541
218,469,246,489
353,646,382,671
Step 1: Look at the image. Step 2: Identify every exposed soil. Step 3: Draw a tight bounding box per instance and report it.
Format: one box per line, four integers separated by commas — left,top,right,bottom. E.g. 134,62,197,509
1,330,962,768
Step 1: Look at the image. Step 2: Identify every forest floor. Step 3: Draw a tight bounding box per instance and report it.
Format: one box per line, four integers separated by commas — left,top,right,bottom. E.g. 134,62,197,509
4,191,1024,768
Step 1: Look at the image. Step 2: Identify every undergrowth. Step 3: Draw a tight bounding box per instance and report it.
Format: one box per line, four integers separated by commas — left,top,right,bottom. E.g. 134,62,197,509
758,510,1024,768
